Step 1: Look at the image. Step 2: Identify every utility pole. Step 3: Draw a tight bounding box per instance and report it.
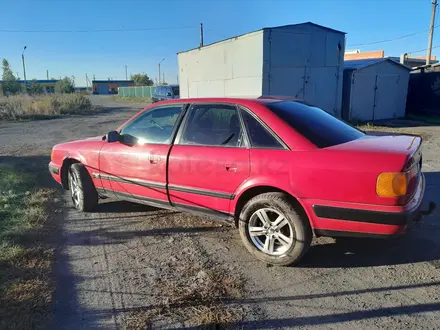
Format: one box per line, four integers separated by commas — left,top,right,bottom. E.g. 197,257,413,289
22,46,27,91
200,23,204,47
158,58,165,85
124,65,128,80
46,70,49,80
427,0,438,65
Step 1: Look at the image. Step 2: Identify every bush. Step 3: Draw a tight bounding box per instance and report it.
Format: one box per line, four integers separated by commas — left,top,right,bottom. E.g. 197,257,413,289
54,77,75,94
0,94,94,120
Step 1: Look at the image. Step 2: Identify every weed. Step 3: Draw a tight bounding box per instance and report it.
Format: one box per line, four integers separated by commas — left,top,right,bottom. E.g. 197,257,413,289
125,263,244,328
0,94,95,120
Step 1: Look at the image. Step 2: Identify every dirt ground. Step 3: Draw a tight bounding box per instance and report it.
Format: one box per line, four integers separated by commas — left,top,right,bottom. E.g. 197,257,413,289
1,95,440,329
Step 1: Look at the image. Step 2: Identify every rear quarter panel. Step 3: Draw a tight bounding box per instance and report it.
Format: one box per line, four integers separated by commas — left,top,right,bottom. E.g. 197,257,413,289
231,147,408,219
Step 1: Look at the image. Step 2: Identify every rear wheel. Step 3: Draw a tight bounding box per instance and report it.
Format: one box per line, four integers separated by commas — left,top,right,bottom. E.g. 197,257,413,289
238,192,312,266
68,163,98,212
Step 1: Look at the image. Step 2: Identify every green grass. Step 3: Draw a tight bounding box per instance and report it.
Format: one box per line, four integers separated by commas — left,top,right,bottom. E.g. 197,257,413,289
0,163,56,330
113,95,152,103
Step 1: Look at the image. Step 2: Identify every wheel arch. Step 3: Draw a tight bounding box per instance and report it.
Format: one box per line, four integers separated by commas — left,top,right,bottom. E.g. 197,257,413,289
60,157,81,189
233,185,312,228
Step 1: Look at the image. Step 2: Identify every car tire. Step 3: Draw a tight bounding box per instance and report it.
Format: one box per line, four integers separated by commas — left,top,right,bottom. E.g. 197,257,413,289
238,192,312,266
68,163,98,212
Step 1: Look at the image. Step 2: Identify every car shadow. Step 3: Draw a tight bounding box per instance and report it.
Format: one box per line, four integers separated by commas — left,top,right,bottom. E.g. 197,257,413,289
92,200,158,213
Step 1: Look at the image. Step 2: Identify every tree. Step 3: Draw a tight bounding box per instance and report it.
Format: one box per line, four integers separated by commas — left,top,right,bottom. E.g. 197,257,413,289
28,79,44,95
2,59,21,95
130,73,153,86
55,76,75,93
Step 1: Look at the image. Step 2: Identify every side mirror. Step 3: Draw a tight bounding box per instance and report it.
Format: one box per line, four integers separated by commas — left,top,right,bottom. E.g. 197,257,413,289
167,92,172,97
106,130,120,143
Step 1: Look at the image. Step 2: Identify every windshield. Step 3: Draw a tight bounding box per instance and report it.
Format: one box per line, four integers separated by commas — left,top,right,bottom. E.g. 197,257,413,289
172,86,180,96
266,101,364,148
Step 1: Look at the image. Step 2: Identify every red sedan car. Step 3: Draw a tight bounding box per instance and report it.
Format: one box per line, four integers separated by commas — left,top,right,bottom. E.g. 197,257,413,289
49,97,435,266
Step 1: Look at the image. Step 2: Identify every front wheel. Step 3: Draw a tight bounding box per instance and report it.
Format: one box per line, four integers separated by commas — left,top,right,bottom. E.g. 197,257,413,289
238,192,312,266
68,163,98,212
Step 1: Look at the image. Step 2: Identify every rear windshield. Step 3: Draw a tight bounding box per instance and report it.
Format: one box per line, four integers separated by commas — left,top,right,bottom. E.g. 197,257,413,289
172,86,179,96
266,101,364,148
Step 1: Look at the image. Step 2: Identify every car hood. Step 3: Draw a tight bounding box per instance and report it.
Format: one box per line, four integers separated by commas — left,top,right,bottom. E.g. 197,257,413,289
54,135,104,149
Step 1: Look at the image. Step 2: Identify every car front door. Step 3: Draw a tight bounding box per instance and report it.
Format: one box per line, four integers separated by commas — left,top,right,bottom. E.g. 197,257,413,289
168,103,250,218
98,104,186,208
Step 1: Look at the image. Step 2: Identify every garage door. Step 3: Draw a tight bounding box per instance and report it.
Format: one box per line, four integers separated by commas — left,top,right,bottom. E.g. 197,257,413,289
98,83,108,95
350,72,376,121
374,74,399,120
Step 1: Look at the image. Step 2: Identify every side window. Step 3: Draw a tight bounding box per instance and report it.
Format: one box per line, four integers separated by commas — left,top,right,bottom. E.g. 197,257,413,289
240,108,284,149
179,104,244,147
120,105,182,144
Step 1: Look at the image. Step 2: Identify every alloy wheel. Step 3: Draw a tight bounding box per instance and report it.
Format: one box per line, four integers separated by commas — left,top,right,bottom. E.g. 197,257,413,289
248,208,295,256
69,170,80,208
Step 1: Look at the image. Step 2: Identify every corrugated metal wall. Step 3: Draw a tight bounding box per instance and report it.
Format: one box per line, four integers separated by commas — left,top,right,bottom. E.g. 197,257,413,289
263,24,345,116
178,30,264,98
118,86,155,98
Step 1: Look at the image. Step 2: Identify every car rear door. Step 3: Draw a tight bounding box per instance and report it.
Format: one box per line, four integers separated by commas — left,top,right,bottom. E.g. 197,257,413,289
167,103,250,218
98,104,186,208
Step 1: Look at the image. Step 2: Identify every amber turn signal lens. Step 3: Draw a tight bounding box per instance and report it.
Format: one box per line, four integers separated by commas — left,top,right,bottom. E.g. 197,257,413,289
376,172,407,197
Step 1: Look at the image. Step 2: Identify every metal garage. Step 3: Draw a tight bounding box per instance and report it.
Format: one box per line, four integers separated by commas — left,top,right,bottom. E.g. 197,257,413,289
342,58,411,121
178,22,346,117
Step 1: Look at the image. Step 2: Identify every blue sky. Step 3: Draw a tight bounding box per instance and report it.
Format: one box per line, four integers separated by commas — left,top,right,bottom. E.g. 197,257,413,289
0,0,436,86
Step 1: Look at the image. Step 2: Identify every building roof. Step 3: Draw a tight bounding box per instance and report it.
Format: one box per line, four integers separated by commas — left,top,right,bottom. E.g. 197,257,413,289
178,22,344,54
0,79,59,84
344,58,411,71
92,80,134,83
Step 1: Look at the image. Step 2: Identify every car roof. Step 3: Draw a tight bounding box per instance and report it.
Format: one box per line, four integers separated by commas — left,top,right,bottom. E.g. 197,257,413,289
152,96,303,106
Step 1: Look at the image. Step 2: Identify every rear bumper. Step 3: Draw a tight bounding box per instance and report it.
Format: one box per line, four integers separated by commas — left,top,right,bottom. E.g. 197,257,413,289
306,174,436,238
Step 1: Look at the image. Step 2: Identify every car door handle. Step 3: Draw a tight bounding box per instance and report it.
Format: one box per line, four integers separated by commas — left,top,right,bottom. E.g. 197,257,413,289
148,155,160,164
225,163,237,172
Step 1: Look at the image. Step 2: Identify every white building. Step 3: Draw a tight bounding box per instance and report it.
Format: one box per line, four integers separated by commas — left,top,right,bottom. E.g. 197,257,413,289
178,22,346,117
342,58,411,121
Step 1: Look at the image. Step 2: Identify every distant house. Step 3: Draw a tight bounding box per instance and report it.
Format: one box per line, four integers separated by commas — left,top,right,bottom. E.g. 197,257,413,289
344,49,438,68
92,80,134,95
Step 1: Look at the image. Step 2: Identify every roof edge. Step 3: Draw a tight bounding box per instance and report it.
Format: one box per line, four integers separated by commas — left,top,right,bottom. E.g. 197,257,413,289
177,22,345,55
344,58,412,71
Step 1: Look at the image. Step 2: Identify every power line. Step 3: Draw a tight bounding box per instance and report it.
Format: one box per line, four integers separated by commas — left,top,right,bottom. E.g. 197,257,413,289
0,25,198,33
407,44,440,54
347,25,440,47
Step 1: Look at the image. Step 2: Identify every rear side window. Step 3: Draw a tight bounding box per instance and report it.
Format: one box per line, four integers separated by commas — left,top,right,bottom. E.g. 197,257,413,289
179,104,244,147
266,101,364,148
240,109,284,149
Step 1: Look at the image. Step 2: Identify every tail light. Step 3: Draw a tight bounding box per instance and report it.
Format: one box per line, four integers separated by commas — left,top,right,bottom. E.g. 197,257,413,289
376,172,408,197
376,160,421,199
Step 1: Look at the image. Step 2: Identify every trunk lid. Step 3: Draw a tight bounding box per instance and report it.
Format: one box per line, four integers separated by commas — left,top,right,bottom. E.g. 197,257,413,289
329,134,421,159
330,133,423,203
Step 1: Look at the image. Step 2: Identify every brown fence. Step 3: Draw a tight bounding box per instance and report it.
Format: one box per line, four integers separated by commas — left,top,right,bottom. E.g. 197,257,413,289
407,71,440,114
